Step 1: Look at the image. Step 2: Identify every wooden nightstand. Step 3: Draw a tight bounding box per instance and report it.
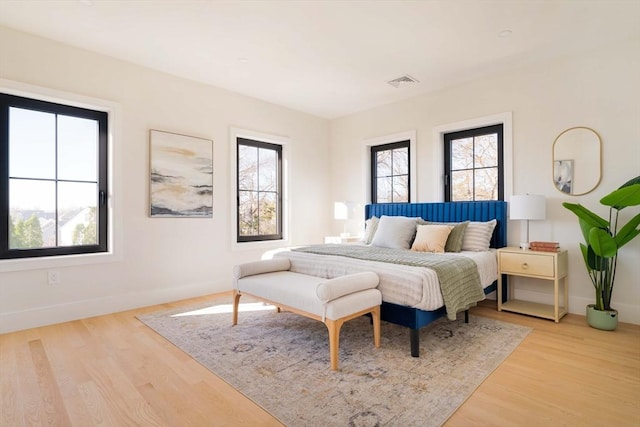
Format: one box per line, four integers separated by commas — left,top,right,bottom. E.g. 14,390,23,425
497,247,568,322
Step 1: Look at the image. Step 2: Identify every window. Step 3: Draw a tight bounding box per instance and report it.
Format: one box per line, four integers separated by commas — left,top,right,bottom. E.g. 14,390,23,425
444,124,504,202
0,93,108,259
236,137,282,242
371,140,410,203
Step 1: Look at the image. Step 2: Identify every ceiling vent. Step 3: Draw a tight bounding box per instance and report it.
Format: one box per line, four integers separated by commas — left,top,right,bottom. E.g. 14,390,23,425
387,74,419,88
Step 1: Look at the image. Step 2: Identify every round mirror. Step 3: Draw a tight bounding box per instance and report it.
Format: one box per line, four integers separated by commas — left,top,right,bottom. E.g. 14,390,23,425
552,127,602,196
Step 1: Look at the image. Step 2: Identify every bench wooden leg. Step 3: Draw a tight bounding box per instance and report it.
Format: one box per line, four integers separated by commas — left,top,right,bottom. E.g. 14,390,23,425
325,306,381,371
232,290,241,326
325,318,343,371
371,306,381,348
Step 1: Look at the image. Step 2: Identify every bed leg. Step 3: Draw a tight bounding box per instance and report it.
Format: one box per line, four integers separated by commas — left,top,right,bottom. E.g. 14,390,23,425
464,310,469,323
410,328,420,357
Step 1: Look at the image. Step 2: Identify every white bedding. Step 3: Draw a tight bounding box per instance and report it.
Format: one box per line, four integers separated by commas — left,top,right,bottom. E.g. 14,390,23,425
271,248,497,311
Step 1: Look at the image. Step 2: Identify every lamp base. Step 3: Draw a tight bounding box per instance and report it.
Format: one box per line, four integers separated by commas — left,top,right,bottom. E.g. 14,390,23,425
519,242,530,250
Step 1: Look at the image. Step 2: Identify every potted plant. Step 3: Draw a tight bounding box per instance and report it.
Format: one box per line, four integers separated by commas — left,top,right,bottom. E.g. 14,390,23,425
563,176,640,330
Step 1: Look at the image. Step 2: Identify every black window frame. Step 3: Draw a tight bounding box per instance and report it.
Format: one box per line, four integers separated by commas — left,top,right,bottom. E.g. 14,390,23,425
0,93,108,259
370,140,411,204
236,137,283,242
444,124,504,202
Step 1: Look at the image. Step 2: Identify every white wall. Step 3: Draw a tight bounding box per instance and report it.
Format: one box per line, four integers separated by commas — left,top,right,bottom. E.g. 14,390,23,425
329,37,640,324
1,26,638,332
0,26,331,333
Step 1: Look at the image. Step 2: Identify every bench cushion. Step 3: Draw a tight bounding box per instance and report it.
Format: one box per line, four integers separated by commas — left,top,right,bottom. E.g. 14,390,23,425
236,271,381,320
233,258,291,279
315,272,379,302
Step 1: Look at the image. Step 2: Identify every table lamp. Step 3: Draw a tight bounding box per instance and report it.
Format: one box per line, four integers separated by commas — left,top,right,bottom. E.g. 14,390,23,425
510,194,546,250
334,202,350,237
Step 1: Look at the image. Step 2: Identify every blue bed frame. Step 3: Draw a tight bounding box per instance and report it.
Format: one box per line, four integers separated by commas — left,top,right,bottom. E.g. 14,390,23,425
365,201,507,357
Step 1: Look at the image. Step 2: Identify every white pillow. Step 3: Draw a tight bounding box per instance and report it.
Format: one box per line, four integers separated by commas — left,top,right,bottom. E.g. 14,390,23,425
370,216,418,249
411,224,453,253
362,216,380,244
461,219,497,251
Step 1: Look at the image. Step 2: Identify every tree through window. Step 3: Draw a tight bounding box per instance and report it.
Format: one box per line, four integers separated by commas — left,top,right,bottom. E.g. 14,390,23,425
0,93,108,259
371,141,410,203
236,137,282,242
444,125,503,202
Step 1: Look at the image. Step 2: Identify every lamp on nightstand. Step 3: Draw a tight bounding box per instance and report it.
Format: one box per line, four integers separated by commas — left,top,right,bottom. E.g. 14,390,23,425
334,202,350,237
510,194,546,250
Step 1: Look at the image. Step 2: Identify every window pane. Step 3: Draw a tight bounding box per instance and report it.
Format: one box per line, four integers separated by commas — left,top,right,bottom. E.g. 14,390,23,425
58,182,98,246
451,137,473,170
258,148,277,191
451,170,474,201
392,148,408,175
237,138,282,242
392,175,409,202
376,177,392,203
474,134,498,168
238,190,258,236
376,150,392,177
9,179,55,249
258,192,277,235
474,168,498,200
58,115,98,181
238,145,257,191
9,107,56,179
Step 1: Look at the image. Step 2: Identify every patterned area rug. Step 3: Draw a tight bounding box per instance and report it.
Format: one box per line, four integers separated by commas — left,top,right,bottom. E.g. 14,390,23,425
138,299,530,426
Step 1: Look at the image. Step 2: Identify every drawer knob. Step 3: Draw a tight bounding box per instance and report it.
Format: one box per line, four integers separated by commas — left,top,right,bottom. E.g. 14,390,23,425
521,262,529,269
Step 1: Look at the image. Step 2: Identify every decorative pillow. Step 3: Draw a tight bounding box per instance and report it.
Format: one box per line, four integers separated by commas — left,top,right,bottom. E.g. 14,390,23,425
461,219,497,251
370,216,418,249
425,221,469,252
362,216,380,244
411,224,453,253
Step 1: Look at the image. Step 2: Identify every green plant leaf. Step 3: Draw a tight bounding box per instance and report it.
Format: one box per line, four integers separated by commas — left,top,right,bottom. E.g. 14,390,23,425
615,213,640,248
580,244,592,272
589,228,617,258
600,184,640,210
563,202,608,229
619,176,640,188
585,244,608,271
578,218,597,243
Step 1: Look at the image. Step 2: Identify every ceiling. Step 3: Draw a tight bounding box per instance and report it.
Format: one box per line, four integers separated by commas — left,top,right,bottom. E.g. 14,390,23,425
1,1,639,119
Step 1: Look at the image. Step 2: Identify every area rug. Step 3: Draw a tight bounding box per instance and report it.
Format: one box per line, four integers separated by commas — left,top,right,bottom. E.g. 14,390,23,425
138,299,531,426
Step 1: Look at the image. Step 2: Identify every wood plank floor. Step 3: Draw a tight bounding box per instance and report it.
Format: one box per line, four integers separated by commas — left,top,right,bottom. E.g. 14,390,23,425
1,293,639,426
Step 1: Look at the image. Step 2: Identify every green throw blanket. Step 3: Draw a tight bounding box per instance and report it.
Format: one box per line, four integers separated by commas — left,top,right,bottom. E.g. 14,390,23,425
293,244,486,320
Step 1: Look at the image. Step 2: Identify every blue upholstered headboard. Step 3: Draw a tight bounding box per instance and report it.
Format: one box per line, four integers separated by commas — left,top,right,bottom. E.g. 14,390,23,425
365,201,507,249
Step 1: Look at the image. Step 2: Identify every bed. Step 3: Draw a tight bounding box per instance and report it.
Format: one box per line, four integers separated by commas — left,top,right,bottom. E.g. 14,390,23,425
275,201,507,357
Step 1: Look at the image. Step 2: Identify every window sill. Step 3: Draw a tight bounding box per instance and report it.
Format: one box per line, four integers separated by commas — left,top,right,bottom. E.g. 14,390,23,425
231,238,290,253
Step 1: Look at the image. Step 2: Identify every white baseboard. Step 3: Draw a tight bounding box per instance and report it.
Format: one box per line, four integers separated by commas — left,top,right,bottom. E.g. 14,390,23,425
4,284,637,334
0,281,226,334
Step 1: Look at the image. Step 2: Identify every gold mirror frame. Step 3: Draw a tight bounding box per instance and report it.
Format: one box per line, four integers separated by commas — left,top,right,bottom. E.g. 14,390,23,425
552,126,602,196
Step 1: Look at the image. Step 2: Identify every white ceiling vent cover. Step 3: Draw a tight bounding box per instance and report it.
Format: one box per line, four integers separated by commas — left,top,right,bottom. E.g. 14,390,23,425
387,75,419,88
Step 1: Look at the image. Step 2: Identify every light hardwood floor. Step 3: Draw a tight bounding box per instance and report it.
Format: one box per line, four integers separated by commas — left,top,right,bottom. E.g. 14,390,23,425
1,293,639,426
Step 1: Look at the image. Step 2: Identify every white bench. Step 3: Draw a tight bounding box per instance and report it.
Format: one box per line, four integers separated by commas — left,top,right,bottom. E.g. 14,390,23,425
232,258,382,370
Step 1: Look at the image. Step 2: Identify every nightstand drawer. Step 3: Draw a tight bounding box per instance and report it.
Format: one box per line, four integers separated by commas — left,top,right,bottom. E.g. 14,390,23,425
500,252,554,277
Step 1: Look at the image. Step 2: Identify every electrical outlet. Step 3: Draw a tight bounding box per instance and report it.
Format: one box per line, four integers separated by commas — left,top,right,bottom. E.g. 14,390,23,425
48,271,61,285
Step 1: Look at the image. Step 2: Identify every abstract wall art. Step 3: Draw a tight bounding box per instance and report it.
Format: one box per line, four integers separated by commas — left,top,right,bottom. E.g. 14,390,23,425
150,130,213,217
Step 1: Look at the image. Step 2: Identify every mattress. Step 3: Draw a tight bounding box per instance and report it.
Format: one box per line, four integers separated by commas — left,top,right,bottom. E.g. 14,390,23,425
272,248,497,311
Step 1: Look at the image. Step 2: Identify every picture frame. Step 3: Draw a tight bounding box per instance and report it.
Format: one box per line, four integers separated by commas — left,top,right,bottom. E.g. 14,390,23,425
149,129,213,217
554,159,573,195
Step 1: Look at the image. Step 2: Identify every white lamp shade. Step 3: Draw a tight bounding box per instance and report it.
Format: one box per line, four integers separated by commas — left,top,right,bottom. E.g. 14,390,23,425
510,194,546,220
334,202,349,220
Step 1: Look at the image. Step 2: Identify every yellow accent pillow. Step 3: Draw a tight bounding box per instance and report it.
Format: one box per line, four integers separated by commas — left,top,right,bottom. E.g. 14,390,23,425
411,224,454,253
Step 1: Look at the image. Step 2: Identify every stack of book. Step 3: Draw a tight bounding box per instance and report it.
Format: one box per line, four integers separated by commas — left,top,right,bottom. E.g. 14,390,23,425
529,241,560,252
